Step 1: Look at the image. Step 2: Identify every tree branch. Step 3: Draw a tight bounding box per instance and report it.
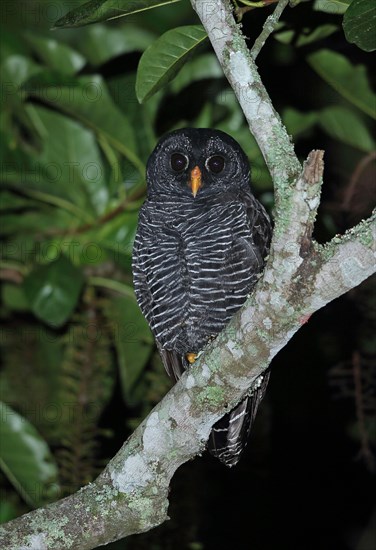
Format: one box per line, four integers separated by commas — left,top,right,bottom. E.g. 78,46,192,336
1,1,375,548
251,0,289,60
2,208,374,549
191,0,302,201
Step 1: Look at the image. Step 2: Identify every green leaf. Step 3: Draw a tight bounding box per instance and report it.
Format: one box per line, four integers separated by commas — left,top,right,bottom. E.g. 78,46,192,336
0,501,18,523
1,283,29,311
170,52,223,94
0,54,41,89
30,105,109,216
319,106,375,152
308,49,376,119
25,34,86,75
96,211,139,255
106,296,153,404
108,73,157,163
343,0,376,52
54,0,181,29
0,55,44,147
274,24,338,47
24,255,85,327
313,0,351,14
0,29,28,64
136,25,208,103
1,201,81,238
282,108,319,136
27,75,143,175
0,402,60,507
1,101,106,223
72,24,156,66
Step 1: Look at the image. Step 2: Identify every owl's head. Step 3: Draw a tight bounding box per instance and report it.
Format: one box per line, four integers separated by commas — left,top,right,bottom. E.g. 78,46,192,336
146,128,251,200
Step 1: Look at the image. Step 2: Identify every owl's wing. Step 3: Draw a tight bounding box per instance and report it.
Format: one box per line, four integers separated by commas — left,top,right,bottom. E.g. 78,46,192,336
208,371,270,467
244,191,272,261
132,206,189,381
220,195,271,318
132,215,154,326
207,195,272,466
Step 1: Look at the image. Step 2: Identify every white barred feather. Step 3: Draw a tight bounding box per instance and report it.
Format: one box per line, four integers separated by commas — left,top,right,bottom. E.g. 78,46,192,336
132,129,272,466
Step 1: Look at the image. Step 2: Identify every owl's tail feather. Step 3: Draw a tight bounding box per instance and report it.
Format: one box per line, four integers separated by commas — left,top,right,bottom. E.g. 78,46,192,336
158,344,270,468
208,371,270,467
158,346,187,382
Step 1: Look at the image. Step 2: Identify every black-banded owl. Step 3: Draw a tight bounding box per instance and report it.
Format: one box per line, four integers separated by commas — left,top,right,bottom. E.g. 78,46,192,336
132,128,272,467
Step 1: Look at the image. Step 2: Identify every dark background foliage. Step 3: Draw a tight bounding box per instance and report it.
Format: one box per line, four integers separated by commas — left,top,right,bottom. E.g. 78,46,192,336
0,1,375,549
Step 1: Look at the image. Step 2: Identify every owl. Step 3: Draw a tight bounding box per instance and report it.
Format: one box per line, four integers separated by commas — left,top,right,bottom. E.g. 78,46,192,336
132,128,272,466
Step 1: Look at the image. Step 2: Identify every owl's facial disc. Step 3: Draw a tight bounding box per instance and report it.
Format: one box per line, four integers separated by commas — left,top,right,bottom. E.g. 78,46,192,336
146,128,251,199
190,166,202,198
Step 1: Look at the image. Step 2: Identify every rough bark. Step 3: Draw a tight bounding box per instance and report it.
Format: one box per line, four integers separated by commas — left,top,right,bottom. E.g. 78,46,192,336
1,1,375,548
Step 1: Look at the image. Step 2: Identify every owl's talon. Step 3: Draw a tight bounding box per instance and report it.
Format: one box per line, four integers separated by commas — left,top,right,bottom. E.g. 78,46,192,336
186,353,197,364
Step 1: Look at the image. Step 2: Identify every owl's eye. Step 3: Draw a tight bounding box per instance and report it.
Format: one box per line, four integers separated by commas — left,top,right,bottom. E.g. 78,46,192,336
206,155,225,174
170,153,189,172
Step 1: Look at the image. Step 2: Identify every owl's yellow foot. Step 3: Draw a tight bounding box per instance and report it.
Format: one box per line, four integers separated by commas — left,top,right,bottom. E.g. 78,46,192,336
186,353,198,364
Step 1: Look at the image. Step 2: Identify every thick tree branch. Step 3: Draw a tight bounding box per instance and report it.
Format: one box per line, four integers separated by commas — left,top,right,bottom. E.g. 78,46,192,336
2,210,374,549
1,1,375,548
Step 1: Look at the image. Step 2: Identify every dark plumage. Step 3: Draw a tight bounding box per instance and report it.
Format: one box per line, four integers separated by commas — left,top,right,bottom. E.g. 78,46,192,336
132,128,272,466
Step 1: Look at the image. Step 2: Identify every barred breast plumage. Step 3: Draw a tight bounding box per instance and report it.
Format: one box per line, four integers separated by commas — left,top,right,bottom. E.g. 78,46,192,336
132,128,272,467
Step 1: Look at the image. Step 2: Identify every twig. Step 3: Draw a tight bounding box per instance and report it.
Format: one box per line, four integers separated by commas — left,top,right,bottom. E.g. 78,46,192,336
234,0,278,22
342,151,376,211
36,188,144,239
0,269,24,284
251,0,290,59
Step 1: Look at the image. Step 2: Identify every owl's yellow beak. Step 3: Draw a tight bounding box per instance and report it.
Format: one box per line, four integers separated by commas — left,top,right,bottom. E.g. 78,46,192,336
189,166,202,197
